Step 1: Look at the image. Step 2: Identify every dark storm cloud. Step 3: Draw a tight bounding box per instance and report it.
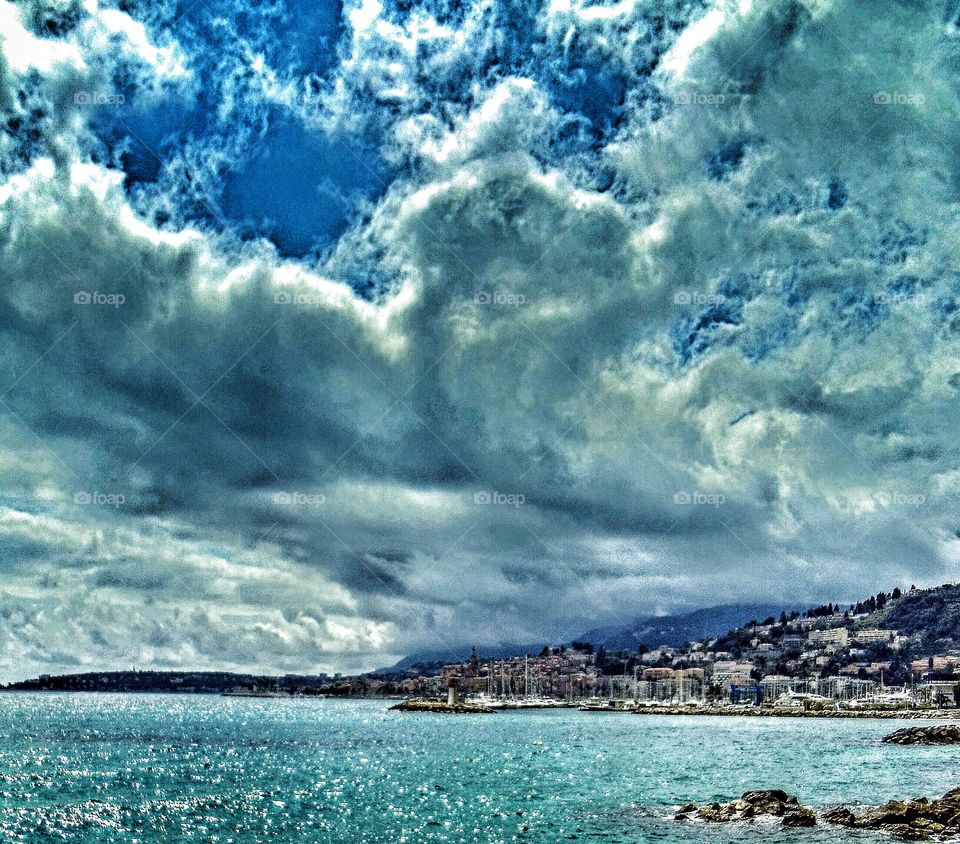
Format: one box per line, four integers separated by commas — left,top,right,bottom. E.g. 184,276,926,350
0,0,957,679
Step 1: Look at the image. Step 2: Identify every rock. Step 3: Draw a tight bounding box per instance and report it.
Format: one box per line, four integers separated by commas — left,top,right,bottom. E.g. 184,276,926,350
822,805,857,826
675,790,814,826
782,808,817,827
678,785,960,838
913,818,946,833
883,726,960,745
742,789,791,806
885,824,935,841
821,787,960,840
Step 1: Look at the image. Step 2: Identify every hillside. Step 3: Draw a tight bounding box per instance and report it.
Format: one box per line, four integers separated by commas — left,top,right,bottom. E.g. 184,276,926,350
379,584,960,685
879,583,960,650
579,604,791,651
375,642,550,676
382,604,792,676
642,583,960,687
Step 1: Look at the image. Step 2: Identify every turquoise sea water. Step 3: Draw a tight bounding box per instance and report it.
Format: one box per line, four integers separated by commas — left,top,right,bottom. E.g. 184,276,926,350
3,694,960,842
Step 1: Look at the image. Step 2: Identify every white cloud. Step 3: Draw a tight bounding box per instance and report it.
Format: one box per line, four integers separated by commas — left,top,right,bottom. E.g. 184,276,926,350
0,2,85,73
0,0,958,677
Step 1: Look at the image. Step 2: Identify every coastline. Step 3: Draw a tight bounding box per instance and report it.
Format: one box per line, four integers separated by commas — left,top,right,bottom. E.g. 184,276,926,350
5,688,960,720
630,706,959,719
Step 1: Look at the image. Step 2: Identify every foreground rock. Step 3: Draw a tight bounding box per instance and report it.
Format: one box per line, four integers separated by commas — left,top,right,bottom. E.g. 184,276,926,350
675,790,816,827
678,786,960,839
883,725,960,745
390,698,495,713
823,788,960,840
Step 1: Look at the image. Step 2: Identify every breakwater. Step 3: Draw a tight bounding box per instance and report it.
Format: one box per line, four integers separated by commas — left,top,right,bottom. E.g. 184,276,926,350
390,698,495,713
632,706,958,719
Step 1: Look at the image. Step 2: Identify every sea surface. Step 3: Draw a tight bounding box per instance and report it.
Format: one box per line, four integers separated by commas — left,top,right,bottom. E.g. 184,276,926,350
2,694,959,842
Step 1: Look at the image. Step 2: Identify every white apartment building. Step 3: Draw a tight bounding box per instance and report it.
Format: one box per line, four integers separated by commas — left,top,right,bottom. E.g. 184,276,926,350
852,629,896,645
809,627,849,647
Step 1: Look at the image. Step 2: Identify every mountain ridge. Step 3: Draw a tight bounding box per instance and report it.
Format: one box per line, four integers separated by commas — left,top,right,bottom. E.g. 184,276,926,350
578,603,791,651
377,603,793,674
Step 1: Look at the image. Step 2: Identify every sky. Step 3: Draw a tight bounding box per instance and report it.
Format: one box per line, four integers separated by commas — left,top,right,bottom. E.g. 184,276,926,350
0,0,957,680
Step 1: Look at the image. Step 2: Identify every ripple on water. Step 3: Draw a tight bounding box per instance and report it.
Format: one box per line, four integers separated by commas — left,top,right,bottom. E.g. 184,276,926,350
1,696,958,842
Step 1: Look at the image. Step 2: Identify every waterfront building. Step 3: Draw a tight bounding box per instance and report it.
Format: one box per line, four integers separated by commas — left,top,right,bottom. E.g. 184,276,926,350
912,655,960,672
641,667,675,681
712,661,754,689
759,674,794,699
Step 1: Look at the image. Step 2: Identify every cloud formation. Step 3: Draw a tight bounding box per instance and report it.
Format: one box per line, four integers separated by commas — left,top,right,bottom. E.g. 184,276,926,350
0,0,958,678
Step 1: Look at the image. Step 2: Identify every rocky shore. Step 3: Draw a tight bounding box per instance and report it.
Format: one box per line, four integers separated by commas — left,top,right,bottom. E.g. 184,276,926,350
675,789,816,827
677,788,960,840
390,698,495,714
883,725,960,745
824,788,960,839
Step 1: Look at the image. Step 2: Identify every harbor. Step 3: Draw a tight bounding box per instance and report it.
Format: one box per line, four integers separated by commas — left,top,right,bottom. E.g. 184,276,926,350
392,679,960,718
395,656,960,717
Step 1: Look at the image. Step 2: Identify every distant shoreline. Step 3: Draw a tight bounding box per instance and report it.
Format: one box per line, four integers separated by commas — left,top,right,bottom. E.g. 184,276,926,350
630,706,959,720
4,688,959,720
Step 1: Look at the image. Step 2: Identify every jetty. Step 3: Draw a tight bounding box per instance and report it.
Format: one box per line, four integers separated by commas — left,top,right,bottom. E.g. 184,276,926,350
631,705,959,719
883,724,960,744
391,678,495,713
391,698,495,713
